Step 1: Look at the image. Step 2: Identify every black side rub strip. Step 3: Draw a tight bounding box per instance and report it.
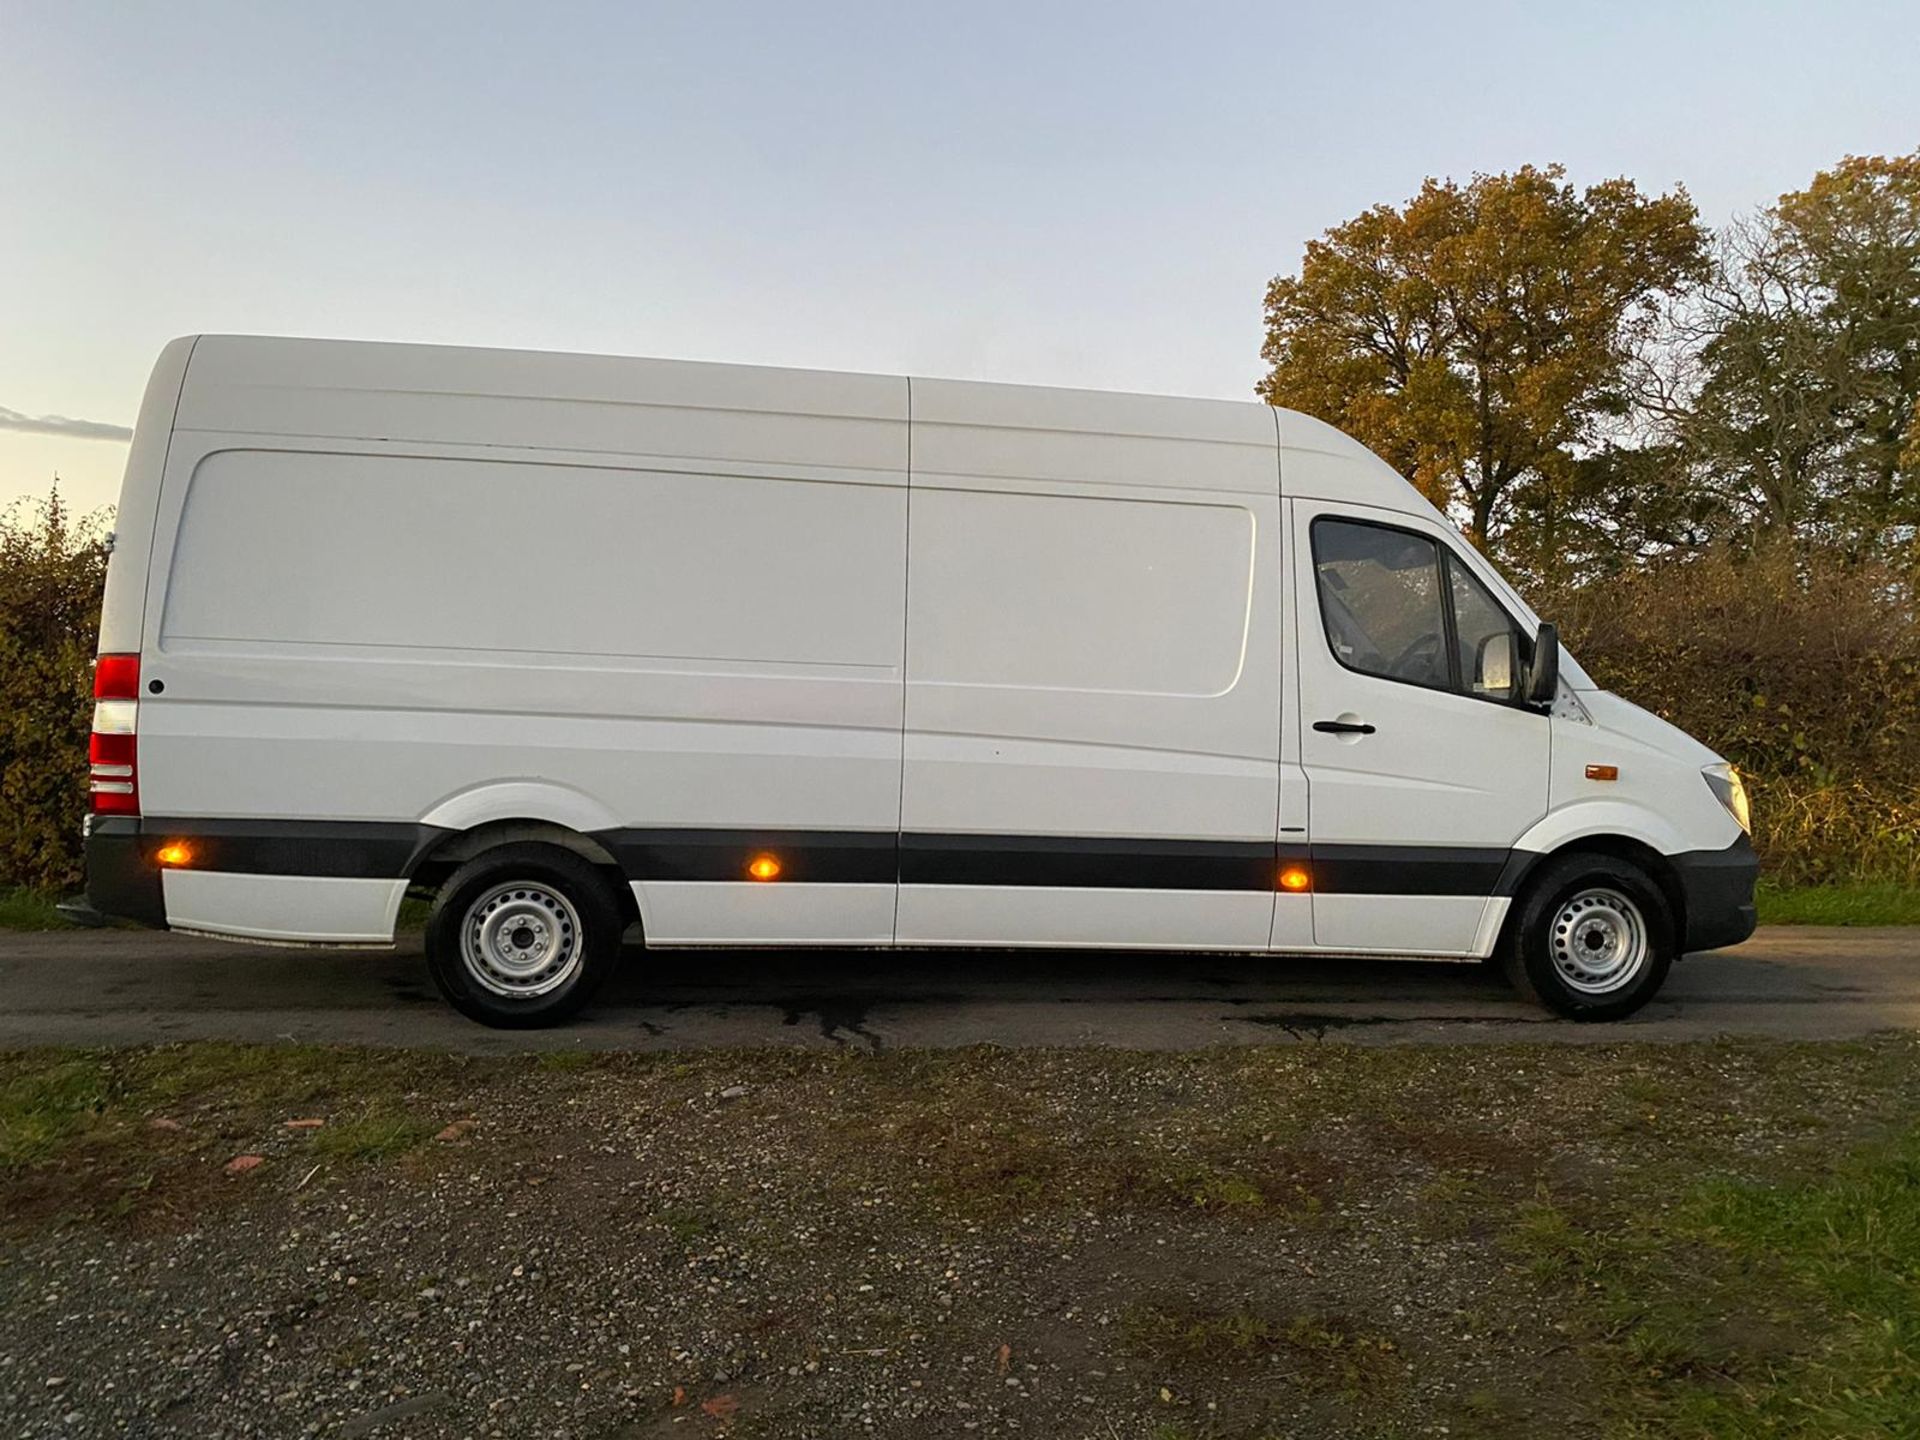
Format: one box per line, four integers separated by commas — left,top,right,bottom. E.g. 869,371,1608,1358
595,830,1282,889
1315,844,1511,896
136,817,451,878
87,820,1759,954
105,821,1511,895
85,816,450,929
596,829,896,884
900,832,1278,891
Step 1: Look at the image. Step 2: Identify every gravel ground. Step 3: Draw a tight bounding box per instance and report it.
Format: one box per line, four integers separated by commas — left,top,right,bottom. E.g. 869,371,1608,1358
2,1038,1917,1439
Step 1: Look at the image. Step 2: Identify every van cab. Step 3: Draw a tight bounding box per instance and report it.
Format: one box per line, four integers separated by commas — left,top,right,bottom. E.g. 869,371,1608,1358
85,336,1758,1026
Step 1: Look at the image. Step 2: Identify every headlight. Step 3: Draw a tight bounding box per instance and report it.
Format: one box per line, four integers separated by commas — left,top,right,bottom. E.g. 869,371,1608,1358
1702,763,1751,833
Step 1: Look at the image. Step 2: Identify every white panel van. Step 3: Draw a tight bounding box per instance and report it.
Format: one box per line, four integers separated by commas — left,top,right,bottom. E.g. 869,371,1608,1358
84,337,1758,1026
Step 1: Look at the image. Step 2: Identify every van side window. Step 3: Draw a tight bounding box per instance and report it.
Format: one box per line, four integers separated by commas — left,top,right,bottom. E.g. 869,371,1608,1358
1311,516,1530,704
1310,520,1450,690
1450,561,1522,702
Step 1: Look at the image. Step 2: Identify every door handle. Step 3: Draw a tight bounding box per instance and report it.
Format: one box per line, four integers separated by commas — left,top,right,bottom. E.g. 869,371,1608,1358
1313,719,1376,735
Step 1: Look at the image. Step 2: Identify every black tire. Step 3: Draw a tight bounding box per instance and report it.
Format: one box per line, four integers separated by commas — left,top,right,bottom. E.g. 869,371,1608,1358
423,843,623,1028
1501,853,1674,1022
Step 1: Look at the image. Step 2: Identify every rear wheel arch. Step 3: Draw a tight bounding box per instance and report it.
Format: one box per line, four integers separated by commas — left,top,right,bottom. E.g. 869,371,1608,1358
406,819,639,930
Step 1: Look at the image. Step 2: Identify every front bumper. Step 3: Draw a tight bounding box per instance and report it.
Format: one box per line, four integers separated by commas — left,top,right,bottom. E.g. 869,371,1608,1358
84,816,167,929
1674,833,1759,952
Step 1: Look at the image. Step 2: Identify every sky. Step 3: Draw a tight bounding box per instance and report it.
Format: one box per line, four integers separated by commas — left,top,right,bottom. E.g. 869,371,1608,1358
3,0,1916,515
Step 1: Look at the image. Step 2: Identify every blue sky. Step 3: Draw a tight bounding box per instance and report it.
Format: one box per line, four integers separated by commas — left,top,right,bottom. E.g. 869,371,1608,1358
3,0,1916,513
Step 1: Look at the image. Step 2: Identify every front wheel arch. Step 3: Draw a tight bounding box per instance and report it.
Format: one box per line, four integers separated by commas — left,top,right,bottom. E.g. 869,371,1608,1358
1496,836,1686,962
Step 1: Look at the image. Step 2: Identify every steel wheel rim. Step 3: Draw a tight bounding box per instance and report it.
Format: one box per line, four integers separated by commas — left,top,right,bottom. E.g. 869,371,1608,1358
460,882,583,999
1549,886,1649,996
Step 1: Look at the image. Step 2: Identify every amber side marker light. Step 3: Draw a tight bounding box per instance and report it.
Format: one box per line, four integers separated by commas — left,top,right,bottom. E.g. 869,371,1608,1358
1279,866,1311,892
154,841,195,868
1585,764,1620,782
747,854,782,882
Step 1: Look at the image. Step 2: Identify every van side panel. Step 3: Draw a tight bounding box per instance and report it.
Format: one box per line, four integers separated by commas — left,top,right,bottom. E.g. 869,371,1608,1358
138,341,908,944
896,379,1283,949
160,451,900,667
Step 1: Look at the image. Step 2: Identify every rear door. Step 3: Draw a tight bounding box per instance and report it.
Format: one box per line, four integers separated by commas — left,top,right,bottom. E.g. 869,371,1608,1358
1291,501,1550,953
895,382,1282,948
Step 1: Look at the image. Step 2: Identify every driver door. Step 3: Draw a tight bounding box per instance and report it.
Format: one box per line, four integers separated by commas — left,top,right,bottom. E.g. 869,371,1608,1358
1290,500,1550,954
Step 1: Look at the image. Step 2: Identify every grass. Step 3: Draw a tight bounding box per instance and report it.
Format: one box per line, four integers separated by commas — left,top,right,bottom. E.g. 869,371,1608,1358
0,887,75,930
0,1055,110,1169
1674,1128,1920,1430
867,1060,1327,1222
0,1043,457,1224
307,1107,437,1161
1123,1303,1398,1390
1505,1122,1920,1436
657,1203,719,1246
1756,880,1920,926
535,1049,597,1072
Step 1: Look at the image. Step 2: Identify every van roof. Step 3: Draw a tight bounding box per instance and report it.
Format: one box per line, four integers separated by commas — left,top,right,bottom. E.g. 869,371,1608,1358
170,333,1432,511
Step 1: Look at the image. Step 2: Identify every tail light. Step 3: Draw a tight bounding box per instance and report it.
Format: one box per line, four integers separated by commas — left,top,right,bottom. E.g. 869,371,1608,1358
89,653,141,816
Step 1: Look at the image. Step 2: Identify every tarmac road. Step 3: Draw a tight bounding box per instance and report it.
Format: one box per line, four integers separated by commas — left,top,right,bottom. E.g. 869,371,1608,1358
2,925,1916,1052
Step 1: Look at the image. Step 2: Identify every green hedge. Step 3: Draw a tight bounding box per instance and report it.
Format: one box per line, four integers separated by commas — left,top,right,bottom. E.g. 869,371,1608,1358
1554,545,1919,886
0,492,107,893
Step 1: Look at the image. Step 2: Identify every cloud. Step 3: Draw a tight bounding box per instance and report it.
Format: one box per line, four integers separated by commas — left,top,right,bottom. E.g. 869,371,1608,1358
0,405,133,442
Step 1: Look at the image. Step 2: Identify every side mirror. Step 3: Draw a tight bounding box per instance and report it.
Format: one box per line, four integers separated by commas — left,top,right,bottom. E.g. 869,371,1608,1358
1474,631,1517,697
1525,622,1560,705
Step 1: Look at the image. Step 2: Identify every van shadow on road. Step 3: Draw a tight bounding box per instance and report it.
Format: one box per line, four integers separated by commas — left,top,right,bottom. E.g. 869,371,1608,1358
303,938,1548,1049
611,943,1532,1050
3,926,1914,1051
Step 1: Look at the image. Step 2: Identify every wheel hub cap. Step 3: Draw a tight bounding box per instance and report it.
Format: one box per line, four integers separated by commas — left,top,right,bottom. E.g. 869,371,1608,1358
1549,887,1649,996
460,884,583,998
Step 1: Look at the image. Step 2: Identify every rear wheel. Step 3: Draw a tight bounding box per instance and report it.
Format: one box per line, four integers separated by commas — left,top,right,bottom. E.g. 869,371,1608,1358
1502,853,1674,1021
424,843,622,1028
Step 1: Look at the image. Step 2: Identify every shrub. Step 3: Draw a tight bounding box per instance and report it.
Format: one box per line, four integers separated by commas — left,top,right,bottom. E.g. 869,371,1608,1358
0,490,109,892
1552,545,1920,884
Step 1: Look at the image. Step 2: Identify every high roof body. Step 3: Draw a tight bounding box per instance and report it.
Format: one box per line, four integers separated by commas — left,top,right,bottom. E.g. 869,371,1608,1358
166,334,1440,514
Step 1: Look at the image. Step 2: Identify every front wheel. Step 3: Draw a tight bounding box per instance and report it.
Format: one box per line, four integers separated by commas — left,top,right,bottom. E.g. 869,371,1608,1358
424,843,623,1028
1502,854,1674,1021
